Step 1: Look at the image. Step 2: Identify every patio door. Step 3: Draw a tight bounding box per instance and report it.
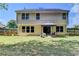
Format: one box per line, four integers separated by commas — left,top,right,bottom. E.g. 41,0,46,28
43,25,51,35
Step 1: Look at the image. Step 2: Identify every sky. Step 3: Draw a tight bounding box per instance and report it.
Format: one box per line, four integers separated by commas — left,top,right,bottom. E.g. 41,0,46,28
0,3,79,28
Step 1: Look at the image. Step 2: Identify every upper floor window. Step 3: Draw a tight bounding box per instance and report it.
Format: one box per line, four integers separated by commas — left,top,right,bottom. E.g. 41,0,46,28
22,13,29,20
26,13,29,19
22,13,25,20
62,13,66,19
36,13,40,20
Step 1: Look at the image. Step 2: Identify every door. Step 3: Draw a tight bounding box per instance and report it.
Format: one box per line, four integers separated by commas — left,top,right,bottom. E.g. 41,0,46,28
43,26,51,35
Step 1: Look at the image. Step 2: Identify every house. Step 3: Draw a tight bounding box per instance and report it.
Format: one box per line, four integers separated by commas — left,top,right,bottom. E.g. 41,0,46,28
0,22,5,35
16,9,69,36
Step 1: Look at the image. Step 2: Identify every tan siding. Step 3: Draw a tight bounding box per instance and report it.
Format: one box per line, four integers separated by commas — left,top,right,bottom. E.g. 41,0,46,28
51,26,56,33
17,13,66,25
16,11,67,36
17,25,41,36
55,25,67,35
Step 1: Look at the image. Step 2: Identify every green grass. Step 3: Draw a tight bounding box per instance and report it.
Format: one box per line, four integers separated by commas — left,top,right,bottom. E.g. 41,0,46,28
0,36,79,56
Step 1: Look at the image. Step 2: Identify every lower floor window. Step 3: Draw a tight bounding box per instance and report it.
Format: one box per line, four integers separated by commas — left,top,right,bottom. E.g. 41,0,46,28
22,26,34,33
22,26,25,32
26,26,30,33
31,26,34,32
60,26,63,32
56,26,63,32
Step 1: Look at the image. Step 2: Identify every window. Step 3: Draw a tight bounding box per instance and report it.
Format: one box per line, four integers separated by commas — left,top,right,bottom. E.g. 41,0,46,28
56,26,59,32
26,26,30,33
22,13,25,20
22,13,29,20
60,26,63,32
22,26,25,32
62,13,66,19
26,13,29,19
25,26,34,33
56,26,63,32
31,26,34,32
36,13,40,20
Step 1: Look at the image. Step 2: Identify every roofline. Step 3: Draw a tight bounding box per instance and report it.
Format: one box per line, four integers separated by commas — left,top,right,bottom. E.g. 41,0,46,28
15,9,69,12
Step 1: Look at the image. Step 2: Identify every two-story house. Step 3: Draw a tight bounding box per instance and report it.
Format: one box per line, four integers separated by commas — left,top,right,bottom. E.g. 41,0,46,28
16,9,69,36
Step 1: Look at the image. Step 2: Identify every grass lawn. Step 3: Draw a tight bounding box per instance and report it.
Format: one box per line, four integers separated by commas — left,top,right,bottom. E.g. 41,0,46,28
0,36,79,56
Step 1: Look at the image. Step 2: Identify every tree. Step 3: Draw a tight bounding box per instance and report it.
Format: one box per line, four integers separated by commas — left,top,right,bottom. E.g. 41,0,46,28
7,20,17,29
0,3,8,10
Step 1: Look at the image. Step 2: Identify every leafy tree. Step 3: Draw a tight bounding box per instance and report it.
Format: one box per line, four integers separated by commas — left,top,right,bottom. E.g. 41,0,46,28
0,3,8,28
0,3,8,10
7,20,17,29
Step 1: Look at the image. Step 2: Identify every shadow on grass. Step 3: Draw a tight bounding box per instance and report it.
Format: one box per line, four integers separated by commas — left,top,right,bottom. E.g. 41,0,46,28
0,39,79,56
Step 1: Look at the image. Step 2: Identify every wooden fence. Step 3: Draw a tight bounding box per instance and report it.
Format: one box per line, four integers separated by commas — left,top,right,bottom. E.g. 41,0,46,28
0,29,17,36
67,28,79,36
1,28,79,36
4,29,17,36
